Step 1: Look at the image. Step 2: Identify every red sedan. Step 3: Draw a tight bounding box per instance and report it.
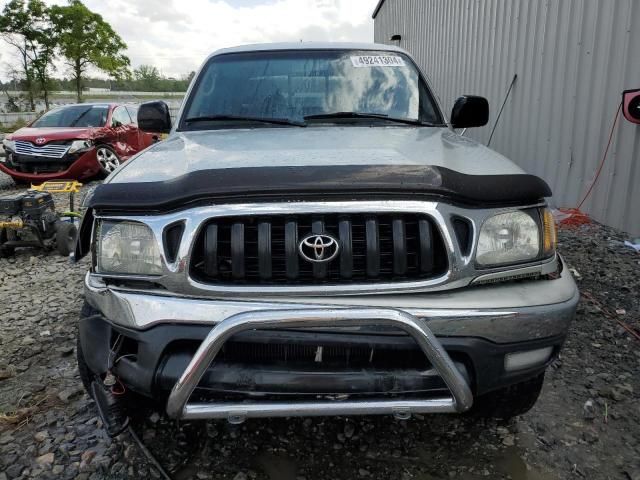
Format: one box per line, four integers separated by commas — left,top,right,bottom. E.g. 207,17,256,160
0,103,159,183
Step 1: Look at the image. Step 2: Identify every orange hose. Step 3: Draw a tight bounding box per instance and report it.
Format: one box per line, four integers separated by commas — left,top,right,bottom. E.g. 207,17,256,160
556,101,622,228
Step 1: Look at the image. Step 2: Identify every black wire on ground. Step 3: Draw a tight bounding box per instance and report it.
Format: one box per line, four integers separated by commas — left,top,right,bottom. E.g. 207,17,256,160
128,425,173,480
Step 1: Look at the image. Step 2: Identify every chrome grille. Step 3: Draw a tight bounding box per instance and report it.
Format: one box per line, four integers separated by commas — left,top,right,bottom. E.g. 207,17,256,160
190,213,448,285
14,140,69,158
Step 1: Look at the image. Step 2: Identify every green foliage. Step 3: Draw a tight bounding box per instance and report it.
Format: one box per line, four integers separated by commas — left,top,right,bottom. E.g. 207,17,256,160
1,74,191,94
0,0,191,100
0,117,29,133
0,0,56,108
49,0,131,101
133,64,162,91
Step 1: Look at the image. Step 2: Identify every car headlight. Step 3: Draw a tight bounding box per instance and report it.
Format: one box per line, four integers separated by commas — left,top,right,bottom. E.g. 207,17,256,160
95,220,162,275
476,209,555,267
2,138,15,151
68,139,93,154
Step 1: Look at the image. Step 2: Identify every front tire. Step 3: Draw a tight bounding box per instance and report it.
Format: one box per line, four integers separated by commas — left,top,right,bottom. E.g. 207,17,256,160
469,373,545,419
0,228,16,257
76,333,95,395
96,145,121,176
77,301,100,395
10,176,30,186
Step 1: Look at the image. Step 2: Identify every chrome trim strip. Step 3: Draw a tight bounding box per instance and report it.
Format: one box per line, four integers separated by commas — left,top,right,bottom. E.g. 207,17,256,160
183,398,456,421
91,200,550,297
471,262,553,284
165,308,473,420
14,140,70,159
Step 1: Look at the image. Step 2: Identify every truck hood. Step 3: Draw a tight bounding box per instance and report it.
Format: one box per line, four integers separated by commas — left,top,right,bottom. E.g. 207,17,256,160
86,126,551,214
7,126,97,143
109,126,525,183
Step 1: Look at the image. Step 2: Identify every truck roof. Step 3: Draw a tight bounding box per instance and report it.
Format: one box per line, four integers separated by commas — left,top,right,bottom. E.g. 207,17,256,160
209,42,407,57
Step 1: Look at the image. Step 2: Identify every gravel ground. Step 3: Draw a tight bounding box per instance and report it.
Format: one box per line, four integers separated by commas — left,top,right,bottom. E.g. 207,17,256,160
0,171,639,480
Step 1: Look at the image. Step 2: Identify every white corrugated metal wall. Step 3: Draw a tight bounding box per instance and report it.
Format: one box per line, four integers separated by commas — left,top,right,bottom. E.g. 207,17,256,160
374,0,640,235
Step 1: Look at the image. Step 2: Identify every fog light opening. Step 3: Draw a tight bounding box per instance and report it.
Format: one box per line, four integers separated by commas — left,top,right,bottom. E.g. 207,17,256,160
504,346,553,372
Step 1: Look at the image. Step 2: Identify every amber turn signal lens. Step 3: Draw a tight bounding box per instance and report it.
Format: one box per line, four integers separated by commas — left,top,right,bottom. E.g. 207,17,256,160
542,208,557,255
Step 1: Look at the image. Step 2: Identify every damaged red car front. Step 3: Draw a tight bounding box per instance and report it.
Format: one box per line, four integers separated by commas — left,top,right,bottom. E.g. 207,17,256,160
0,103,157,184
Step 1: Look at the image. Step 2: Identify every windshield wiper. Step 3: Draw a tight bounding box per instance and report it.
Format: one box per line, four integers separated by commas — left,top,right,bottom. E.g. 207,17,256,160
70,107,94,127
304,112,442,126
184,114,305,127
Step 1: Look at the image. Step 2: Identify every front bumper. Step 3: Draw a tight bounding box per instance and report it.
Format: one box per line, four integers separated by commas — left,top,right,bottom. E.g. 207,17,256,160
81,258,578,420
84,256,578,344
0,149,100,182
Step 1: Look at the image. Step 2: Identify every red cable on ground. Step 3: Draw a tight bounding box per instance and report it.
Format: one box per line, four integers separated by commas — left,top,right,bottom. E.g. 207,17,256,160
557,101,622,229
556,207,591,227
577,101,623,210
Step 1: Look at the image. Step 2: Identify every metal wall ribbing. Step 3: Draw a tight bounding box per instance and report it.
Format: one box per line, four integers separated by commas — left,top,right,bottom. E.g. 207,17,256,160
374,0,640,235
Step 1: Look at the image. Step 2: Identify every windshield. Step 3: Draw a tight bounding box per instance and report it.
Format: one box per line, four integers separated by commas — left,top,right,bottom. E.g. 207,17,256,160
181,50,443,129
31,105,109,128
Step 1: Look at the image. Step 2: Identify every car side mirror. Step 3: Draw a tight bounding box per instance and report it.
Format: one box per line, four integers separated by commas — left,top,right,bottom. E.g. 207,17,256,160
450,95,489,129
138,101,172,133
622,89,640,124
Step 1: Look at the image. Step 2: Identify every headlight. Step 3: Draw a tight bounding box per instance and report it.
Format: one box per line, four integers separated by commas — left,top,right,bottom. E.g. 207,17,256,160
96,220,162,275
68,139,93,154
476,210,542,267
2,138,15,151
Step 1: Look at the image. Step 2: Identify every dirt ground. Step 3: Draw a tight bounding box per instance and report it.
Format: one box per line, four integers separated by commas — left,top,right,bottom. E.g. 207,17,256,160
0,171,639,480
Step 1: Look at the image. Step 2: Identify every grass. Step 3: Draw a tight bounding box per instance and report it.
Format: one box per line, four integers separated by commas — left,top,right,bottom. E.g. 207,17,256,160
0,392,60,433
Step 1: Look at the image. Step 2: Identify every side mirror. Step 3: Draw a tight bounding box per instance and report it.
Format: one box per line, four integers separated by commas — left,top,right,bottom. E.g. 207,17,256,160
138,101,172,133
622,89,640,124
450,95,489,129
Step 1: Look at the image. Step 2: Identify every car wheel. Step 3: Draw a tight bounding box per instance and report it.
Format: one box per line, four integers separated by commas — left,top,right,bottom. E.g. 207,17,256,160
11,177,30,186
0,233,14,257
96,146,121,176
55,221,78,256
468,373,545,420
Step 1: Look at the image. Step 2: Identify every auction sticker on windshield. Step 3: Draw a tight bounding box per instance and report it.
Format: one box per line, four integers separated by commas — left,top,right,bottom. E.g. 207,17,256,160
350,55,406,67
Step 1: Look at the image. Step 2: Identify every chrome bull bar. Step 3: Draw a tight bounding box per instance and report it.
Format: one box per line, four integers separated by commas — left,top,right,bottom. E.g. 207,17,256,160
166,308,474,422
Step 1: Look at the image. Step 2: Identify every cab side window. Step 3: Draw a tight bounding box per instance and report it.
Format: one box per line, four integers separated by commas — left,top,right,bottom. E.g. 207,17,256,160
111,106,132,127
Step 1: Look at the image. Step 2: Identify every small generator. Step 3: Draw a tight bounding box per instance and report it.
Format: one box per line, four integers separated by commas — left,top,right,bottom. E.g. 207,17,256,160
0,181,81,257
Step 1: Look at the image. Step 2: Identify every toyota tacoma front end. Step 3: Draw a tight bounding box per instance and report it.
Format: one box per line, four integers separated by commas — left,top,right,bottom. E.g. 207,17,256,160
73,43,578,435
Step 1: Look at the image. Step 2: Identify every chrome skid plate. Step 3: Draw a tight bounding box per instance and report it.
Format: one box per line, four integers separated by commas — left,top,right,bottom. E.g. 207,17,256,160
165,308,473,422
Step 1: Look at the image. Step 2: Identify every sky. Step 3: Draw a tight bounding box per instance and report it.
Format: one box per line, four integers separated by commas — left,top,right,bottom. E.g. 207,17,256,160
0,0,377,81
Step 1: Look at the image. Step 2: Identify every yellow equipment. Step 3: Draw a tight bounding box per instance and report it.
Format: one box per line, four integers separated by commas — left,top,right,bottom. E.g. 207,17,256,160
30,180,83,194
0,219,24,229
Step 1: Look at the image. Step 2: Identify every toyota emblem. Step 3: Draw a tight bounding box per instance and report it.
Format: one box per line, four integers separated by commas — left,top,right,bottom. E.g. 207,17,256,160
35,137,46,145
298,233,340,263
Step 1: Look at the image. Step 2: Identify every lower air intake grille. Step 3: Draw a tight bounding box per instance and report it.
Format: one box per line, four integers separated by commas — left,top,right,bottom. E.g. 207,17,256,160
190,213,447,285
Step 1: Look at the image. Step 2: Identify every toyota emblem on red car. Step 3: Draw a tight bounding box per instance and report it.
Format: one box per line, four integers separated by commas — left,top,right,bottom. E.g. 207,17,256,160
35,137,47,145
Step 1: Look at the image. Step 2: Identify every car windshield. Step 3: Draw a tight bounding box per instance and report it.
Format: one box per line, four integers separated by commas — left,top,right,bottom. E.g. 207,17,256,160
31,105,109,128
181,49,443,129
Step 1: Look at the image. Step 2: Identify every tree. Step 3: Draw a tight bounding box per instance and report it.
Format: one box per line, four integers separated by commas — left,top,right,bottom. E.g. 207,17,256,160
49,0,130,103
2,63,31,111
30,5,57,109
134,64,161,91
0,0,56,110
184,71,196,83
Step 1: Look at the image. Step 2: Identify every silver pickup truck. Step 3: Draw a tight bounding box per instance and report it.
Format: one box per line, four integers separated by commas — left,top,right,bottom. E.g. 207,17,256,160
73,43,578,436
